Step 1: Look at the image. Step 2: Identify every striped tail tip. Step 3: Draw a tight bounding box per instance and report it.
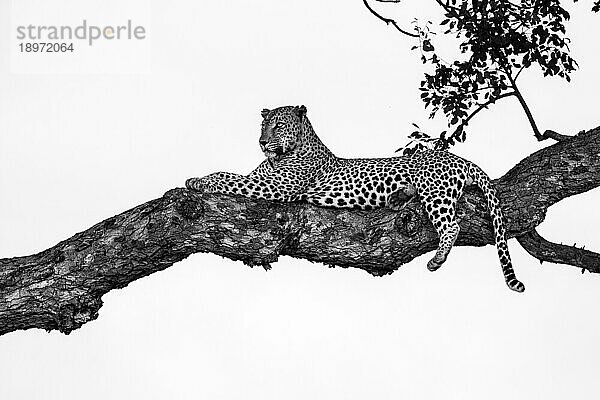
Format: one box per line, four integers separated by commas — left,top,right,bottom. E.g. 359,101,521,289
507,278,525,293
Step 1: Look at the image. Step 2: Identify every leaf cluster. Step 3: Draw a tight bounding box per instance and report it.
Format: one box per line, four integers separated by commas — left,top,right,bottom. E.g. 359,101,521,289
412,0,581,147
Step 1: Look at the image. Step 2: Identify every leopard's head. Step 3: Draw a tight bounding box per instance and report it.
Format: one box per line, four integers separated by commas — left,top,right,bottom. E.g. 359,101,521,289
259,105,307,161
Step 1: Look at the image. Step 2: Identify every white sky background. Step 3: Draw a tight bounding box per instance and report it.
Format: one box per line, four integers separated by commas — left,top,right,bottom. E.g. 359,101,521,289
1,0,600,399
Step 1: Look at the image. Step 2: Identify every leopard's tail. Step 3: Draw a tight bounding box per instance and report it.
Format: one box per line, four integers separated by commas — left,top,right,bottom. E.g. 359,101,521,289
468,162,525,293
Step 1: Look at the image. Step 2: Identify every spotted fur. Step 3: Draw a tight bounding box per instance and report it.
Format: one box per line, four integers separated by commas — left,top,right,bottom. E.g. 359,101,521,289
186,105,524,292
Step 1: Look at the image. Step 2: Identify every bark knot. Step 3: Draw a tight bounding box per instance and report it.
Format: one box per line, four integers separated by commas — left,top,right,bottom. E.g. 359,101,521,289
395,208,423,237
175,193,205,220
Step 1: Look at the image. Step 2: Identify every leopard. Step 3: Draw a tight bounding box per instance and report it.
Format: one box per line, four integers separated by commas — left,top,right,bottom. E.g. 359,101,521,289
186,105,525,292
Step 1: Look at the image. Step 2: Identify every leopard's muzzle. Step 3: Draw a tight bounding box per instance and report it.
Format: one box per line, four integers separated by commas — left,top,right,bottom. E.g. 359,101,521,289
261,142,284,160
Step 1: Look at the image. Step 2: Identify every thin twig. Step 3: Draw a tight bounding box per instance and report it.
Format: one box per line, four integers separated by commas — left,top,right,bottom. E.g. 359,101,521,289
362,0,419,38
452,91,515,135
514,63,526,81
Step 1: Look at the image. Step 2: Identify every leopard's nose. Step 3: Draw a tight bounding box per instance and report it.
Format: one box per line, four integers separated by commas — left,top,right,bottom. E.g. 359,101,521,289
259,140,268,146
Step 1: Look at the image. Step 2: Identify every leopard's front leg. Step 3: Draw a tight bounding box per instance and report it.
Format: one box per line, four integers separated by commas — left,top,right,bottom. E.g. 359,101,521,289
185,172,300,202
185,172,230,193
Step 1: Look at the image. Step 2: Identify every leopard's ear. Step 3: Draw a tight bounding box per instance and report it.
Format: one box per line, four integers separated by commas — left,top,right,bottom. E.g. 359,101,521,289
261,108,270,119
294,105,307,119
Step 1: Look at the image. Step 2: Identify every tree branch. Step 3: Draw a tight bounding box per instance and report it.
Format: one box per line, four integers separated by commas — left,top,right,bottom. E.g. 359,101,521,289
363,0,419,38
506,71,572,142
517,229,600,273
1,126,600,336
452,91,515,136
539,129,571,142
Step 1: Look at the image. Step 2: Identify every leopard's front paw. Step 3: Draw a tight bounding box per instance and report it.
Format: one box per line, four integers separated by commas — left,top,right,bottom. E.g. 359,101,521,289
185,177,205,192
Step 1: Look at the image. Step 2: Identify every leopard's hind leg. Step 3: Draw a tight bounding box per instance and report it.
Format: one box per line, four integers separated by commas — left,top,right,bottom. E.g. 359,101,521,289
419,187,461,271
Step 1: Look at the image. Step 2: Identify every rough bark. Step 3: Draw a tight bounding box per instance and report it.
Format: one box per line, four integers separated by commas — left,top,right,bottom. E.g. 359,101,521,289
1,127,599,336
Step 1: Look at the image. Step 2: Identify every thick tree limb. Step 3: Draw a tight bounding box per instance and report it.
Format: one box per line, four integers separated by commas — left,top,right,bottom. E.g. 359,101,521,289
1,127,600,336
517,230,600,273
